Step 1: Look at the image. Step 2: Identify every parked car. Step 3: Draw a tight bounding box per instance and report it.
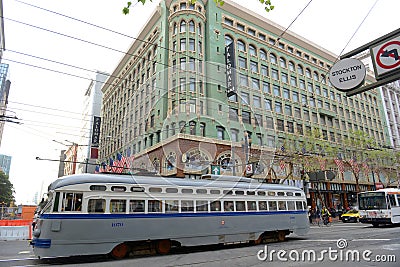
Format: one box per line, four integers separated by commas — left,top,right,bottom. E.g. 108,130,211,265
341,209,360,223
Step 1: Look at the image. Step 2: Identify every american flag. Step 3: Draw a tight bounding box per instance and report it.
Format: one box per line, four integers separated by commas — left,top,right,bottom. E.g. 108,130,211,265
334,158,344,173
349,158,360,174
280,160,285,170
115,153,125,173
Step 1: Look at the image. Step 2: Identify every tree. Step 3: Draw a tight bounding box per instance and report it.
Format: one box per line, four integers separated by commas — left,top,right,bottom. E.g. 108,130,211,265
0,171,15,205
123,0,274,15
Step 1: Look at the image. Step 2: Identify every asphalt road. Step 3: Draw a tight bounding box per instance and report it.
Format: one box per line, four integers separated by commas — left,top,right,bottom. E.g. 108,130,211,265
0,222,399,267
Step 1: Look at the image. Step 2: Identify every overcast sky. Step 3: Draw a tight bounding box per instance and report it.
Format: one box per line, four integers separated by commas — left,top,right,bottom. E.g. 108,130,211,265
0,0,398,204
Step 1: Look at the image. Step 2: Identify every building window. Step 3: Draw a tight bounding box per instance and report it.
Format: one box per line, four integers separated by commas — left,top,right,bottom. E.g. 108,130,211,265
237,40,246,51
260,49,267,60
189,20,195,32
189,38,195,51
253,95,261,108
242,111,251,124
261,65,268,76
231,129,239,142
263,82,270,93
200,123,205,136
249,44,257,56
180,38,186,51
180,20,186,33
270,53,277,64
217,126,225,140
275,101,282,113
241,92,250,104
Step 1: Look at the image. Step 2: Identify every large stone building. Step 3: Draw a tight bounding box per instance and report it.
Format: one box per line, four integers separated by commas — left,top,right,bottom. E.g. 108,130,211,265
99,0,390,209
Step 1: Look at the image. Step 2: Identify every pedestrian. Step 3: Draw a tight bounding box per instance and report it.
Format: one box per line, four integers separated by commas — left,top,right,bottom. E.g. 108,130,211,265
315,207,321,225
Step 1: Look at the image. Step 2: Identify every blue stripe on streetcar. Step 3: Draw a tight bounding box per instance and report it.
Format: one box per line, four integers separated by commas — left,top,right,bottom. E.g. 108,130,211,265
39,210,306,220
31,238,52,248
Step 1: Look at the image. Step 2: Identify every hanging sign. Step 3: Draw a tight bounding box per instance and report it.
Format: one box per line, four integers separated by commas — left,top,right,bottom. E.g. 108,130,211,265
329,58,366,91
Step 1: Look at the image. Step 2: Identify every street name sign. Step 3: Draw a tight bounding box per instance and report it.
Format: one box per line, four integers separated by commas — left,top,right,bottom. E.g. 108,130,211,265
329,58,366,91
370,35,400,78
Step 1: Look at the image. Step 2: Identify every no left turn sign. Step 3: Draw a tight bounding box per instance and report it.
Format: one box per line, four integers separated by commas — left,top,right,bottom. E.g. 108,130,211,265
371,35,400,78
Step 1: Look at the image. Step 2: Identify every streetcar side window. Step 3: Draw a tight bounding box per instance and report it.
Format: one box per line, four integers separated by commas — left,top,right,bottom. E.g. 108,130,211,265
224,201,234,211
296,201,303,210
287,201,295,210
247,201,257,211
182,188,193,194
196,200,209,212
268,201,277,210
165,200,179,213
247,191,255,195
88,199,105,213
236,201,246,211
111,186,126,192
267,191,275,196
196,189,207,194
258,191,266,196
149,187,162,193
277,192,285,196
210,189,220,194
166,188,178,193
110,199,126,213
278,201,287,210
129,200,145,212
235,190,244,195
286,192,293,196
90,185,106,191
62,192,83,212
258,201,267,211
210,201,221,211
148,200,162,212
181,200,194,212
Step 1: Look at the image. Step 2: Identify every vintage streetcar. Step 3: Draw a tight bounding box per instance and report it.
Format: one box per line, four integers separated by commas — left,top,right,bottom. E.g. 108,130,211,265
31,173,309,259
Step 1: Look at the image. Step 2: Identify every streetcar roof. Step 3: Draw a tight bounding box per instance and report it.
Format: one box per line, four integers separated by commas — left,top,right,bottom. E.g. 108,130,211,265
48,173,302,192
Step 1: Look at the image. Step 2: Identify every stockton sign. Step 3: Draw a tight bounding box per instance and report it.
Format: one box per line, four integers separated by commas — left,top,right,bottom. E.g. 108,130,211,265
329,58,366,92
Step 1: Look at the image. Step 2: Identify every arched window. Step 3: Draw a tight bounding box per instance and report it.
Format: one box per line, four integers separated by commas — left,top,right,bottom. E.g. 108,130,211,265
173,22,177,35
260,49,267,60
180,20,186,33
189,20,195,32
313,71,319,81
198,23,202,35
321,74,326,84
305,68,311,78
237,40,246,51
225,35,233,46
269,53,277,64
279,57,286,68
288,61,295,71
297,64,304,75
249,44,256,56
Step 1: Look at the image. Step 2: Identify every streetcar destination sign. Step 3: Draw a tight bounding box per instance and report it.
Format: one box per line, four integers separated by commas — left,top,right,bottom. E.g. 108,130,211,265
329,58,366,91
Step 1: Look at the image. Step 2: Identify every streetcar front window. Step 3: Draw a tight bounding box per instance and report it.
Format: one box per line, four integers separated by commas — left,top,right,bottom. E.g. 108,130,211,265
358,192,386,210
62,192,83,212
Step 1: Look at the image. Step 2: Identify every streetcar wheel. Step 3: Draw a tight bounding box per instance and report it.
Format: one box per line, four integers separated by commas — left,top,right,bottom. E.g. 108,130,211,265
277,231,286,242
156,239,171,255
254,235,263,245
110,243,129,259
